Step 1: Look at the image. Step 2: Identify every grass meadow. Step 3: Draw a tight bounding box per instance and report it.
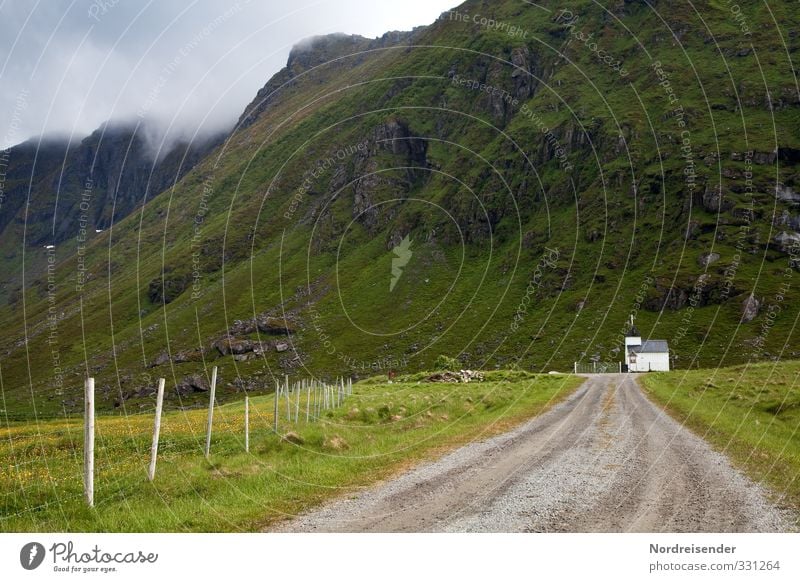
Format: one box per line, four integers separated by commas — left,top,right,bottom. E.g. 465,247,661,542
0,371,581,532
642,361,800,514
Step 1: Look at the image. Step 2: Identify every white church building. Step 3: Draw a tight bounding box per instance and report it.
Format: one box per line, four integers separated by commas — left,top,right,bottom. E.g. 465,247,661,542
624,319,670,372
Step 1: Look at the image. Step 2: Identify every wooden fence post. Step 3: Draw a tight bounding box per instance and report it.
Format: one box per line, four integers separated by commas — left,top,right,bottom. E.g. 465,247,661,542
295,381,300,421
84,377,95,507
204,366,218,458
148,378,166,481
245,395,250,453
305,381,311,422
273,380,279,433
285,375,291,421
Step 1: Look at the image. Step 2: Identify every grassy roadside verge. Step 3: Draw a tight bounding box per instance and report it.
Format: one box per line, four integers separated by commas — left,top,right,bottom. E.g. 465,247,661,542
640,361,800,517
0,371,583,532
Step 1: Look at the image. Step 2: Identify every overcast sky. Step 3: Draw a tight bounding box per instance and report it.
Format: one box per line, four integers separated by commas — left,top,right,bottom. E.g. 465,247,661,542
0,0,458,150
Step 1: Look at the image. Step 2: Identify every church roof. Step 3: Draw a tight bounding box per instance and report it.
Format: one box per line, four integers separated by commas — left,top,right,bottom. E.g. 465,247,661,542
630,340,669,354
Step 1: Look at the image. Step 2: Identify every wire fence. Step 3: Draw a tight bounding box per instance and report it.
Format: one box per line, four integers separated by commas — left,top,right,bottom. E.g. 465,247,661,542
1,369,354,514
573,361,621,374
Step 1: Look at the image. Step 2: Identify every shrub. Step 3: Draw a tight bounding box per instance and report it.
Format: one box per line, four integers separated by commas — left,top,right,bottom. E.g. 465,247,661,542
435,354,460,371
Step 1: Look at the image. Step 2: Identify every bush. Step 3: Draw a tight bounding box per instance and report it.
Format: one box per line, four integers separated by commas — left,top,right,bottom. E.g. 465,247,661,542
435,354,460,371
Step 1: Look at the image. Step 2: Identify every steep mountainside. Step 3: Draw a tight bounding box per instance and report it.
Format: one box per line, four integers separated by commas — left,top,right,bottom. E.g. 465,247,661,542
0,124,223,302
1,0,799,418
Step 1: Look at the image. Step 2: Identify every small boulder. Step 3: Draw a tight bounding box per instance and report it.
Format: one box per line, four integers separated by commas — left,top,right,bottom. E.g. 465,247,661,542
212,338,256,356
775,183,800,203
702,184,733,213
174,349,205,363
149,351,170,368
773,231,800,253
741,294,760,323
176,374,210,395
256,316,295,335
228,319,257,335
282,431,304,445
697,252,721,268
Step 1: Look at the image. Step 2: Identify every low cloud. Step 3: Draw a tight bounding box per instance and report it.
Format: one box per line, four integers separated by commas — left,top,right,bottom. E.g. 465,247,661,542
0,0,457,151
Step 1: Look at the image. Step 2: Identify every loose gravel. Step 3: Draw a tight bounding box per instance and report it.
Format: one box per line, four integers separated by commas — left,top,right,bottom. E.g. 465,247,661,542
270,374,796,532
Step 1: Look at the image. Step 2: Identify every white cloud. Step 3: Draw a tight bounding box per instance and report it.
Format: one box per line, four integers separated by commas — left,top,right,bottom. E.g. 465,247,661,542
0,0,459,150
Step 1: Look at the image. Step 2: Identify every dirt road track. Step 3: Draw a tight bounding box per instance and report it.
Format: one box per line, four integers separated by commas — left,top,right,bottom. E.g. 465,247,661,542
271,374,795,532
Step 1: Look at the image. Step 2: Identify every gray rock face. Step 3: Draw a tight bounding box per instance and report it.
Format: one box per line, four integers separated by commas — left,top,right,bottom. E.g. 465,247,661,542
256,316,295,335
371,118,428,166
176,374,210,395
698,252,721,267
212,338,256,356
173,349,206,363
238,31,417,130
702,184,733,213
775,184,800,203
510,46,536,100
0,123,223,276
774,210,800,232
741,294,760,323
149,351,171,368
773,231,800,253
685,220,700,240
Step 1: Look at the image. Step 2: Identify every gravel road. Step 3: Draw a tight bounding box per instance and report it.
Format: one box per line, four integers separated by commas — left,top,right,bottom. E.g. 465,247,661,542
271,374,796,532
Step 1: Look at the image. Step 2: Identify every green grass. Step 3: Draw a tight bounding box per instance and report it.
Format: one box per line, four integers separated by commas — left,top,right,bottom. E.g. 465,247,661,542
0,372,582,532
641,361,800,515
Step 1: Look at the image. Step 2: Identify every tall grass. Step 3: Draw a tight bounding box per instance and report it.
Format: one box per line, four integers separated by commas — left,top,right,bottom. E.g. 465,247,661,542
0,373,581,532
641,361,800,519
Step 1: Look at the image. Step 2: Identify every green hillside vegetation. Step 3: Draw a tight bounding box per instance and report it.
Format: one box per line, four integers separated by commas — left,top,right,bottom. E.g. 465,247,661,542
0,0,798,419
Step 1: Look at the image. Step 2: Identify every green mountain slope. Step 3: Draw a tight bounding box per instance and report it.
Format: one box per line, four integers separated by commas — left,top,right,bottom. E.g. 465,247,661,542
1,0,799,418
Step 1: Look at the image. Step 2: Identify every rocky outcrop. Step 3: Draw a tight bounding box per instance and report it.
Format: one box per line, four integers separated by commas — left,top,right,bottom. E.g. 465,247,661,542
149,351,171,368
774,210,800,232
238,31,418,129
173,349,206,364
351,118,429,230
775,184,800,203
646,284,689,311
175,374,210,396
510,46,536,100
257,315,296,335
741,294,760,323
426,370,485,383
371,118,428,167
211,338,256,357
702,184,734,213
698,252,721,267
227,315,296,337
644,274,741,312
1,124,222,256
772,231,800,253
147,274,192,305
